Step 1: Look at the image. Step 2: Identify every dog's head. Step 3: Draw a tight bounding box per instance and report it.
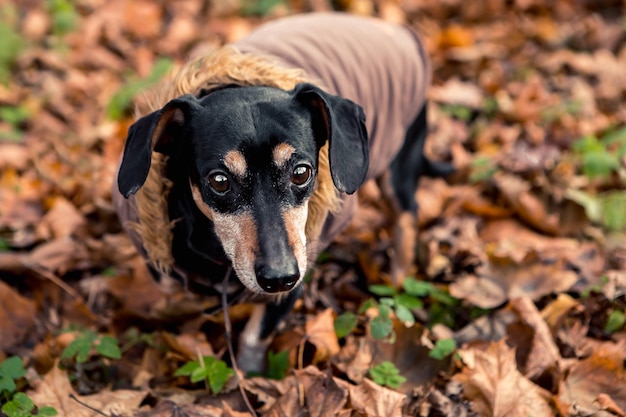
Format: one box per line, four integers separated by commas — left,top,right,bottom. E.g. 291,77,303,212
118,83,368,295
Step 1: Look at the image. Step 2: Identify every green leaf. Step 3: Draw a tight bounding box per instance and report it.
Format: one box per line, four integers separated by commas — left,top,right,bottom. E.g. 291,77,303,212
368,284,397,296
602,126,626,157
61,331,97,363
47,0,78,35
369,361,406,389
95,335,121,360
38,406,58,416
358,298,377,314
174,360,200,377
266,350,289,380
334,312,358,339
0,15,27,85
429,288,459,307
600,192,626,231
0,356,26,394
190,365,208,384
206,359,234,394
605,309,626,334
370,314,393,340
2,392,35,417
394,293,423,310
429,338,457,360
379,297,395,307
394,305,415,326
106,58,173,120
572,135,604,154
12,393,34,411
469,155,498,183
0,106,29,127
402,278,435,297
240,0,285,16
581,151,619,179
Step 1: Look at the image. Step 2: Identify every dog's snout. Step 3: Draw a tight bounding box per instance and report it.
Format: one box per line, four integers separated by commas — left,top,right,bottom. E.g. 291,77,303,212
255,261,299,293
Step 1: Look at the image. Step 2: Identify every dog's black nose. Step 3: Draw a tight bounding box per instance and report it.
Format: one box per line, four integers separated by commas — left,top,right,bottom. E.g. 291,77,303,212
255,262,299,293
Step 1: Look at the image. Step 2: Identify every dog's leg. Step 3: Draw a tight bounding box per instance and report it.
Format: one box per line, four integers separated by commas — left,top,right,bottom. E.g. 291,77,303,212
384,102,454,287
237,285,301,375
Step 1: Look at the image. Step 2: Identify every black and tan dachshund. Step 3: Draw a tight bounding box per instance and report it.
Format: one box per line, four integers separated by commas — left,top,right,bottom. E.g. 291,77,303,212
114,13,453,373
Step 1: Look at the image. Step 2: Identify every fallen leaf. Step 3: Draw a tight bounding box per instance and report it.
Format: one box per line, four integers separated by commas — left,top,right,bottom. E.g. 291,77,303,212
305,308,340,364
339,377,406,417
29,364,146,417
450,259,578,309
557,340,626,416
508,297,562,383
0,281,36,351
295,366,347,417
454,340,555,417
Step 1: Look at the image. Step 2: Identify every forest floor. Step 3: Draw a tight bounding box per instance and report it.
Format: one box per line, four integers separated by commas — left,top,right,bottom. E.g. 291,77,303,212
0,0,625,416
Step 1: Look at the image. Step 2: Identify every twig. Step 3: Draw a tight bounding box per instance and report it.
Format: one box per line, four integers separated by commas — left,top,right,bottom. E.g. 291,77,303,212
69,394,109,416
221,266,257,416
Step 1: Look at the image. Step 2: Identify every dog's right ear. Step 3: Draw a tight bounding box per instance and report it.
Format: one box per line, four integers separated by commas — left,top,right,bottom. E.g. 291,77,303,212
118,95,199,198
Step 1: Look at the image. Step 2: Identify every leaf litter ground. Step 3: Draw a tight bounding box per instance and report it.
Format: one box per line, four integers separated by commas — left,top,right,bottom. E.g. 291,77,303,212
0,0,625,416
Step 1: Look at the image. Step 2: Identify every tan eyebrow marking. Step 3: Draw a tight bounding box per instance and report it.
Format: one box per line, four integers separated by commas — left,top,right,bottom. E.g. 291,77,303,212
273,143,296,167
224,150,247,178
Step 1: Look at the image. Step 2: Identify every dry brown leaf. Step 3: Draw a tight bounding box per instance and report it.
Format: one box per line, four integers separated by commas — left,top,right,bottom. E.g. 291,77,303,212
29,364,146,417
454,340,555,417
295,366,347,417
0,281,36,351
508,297,562,381
134,400,223,417
122,0,163,39
338,377,405,417
493,173,559,235
596,393,626,417
37,197,86,240
450,259,578,309
557,340,626,416
305,308,340,363
333,336,373,383
28,237,90,274
541,293,581,329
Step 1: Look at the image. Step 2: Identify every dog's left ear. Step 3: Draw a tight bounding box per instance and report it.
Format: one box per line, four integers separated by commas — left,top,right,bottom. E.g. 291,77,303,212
292,83,369,194
118,95,199,198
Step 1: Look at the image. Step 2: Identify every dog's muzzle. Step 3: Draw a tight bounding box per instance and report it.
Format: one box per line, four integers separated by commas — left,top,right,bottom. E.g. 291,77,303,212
254,258,300,293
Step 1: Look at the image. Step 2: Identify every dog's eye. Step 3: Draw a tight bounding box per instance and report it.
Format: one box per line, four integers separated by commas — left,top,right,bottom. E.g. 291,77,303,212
291,165,312,186
208,171,230,194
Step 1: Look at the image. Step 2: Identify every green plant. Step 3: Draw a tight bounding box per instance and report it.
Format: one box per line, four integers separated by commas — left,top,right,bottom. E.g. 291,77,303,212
604,309,625,334
106,58,173,120
0,357,26,396
46,0,78,35
120,327,156,352
266,350,289,380
0,357,57,417
240,0,285,16
0,6,27,85
2,392,57,417
61,330,122,363
0,105,30,141
369,361,406,389
566,189,626,231
174,356,234,394
469,155,498,183
362,278,459,340
334,311,358,339
572,130,626,180
440,103,473,121
429,338,457,360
